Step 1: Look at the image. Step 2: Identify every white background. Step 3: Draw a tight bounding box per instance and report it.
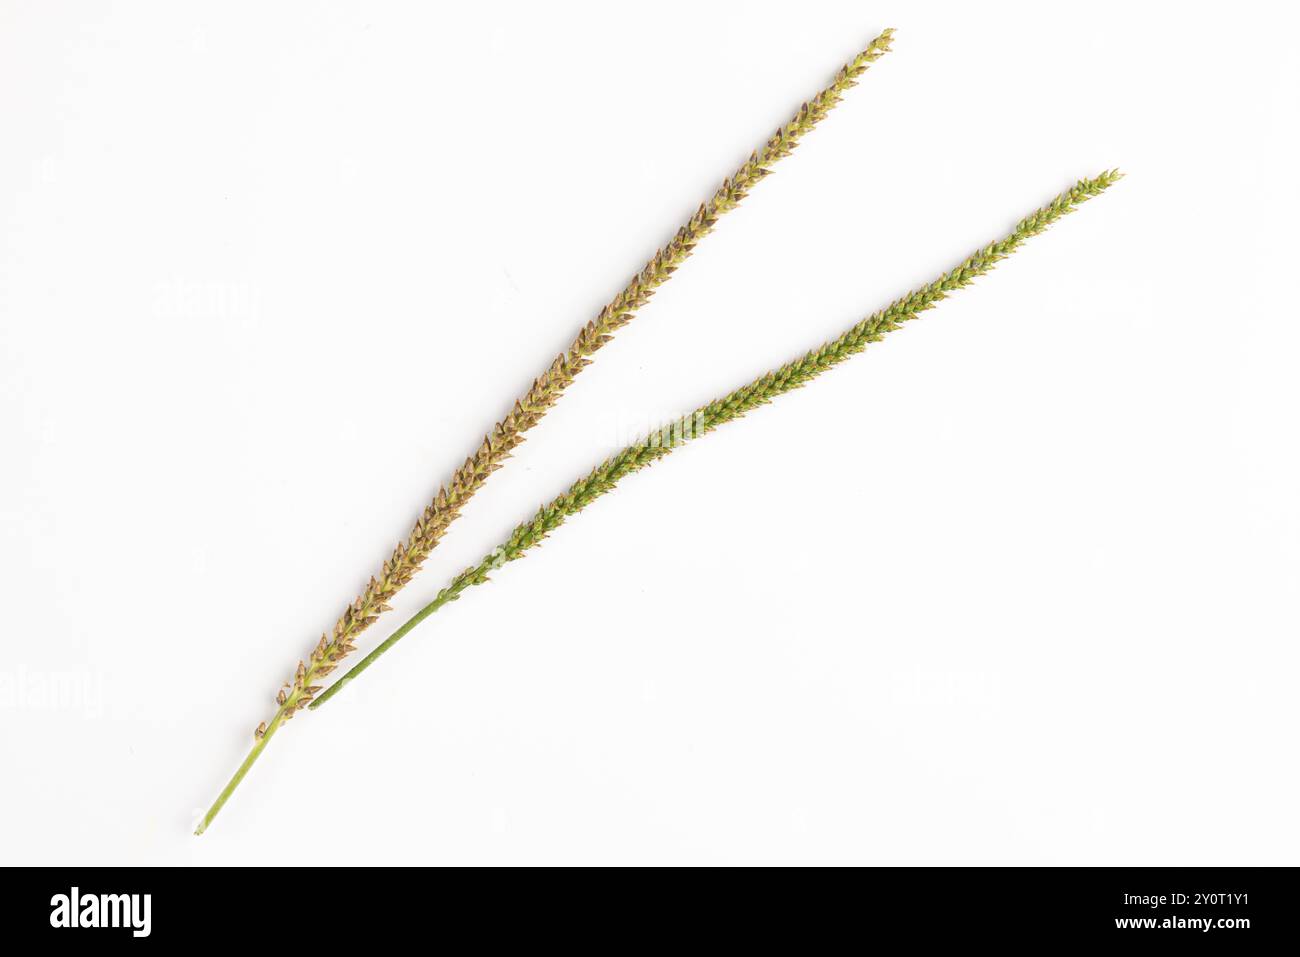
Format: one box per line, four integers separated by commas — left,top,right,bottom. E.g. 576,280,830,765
2,1,1297,866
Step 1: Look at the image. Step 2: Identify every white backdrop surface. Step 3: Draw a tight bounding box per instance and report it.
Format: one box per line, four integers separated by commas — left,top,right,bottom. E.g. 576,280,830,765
1,1,1297,865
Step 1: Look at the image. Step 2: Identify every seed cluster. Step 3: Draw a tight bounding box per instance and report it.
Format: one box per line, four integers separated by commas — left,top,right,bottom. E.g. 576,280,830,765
310,171,1123,709
263,29,896,737
475,173,1124,584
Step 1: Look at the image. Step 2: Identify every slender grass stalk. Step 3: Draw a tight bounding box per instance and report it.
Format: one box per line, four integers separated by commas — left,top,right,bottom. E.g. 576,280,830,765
199,171,1120,833
286,32,892,717
310,171,1123,711
196,31,894,836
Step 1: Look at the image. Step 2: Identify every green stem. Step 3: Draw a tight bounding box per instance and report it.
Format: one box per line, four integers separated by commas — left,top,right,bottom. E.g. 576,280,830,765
310,581,470,709
194,705,289,835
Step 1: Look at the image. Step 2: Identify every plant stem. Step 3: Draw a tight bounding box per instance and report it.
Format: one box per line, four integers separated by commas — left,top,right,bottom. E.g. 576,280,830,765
313,583,468,707
194,706,289,835
310,170,1123,710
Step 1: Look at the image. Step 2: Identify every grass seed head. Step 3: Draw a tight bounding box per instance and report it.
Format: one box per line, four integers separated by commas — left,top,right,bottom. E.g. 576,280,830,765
258,29,897,737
